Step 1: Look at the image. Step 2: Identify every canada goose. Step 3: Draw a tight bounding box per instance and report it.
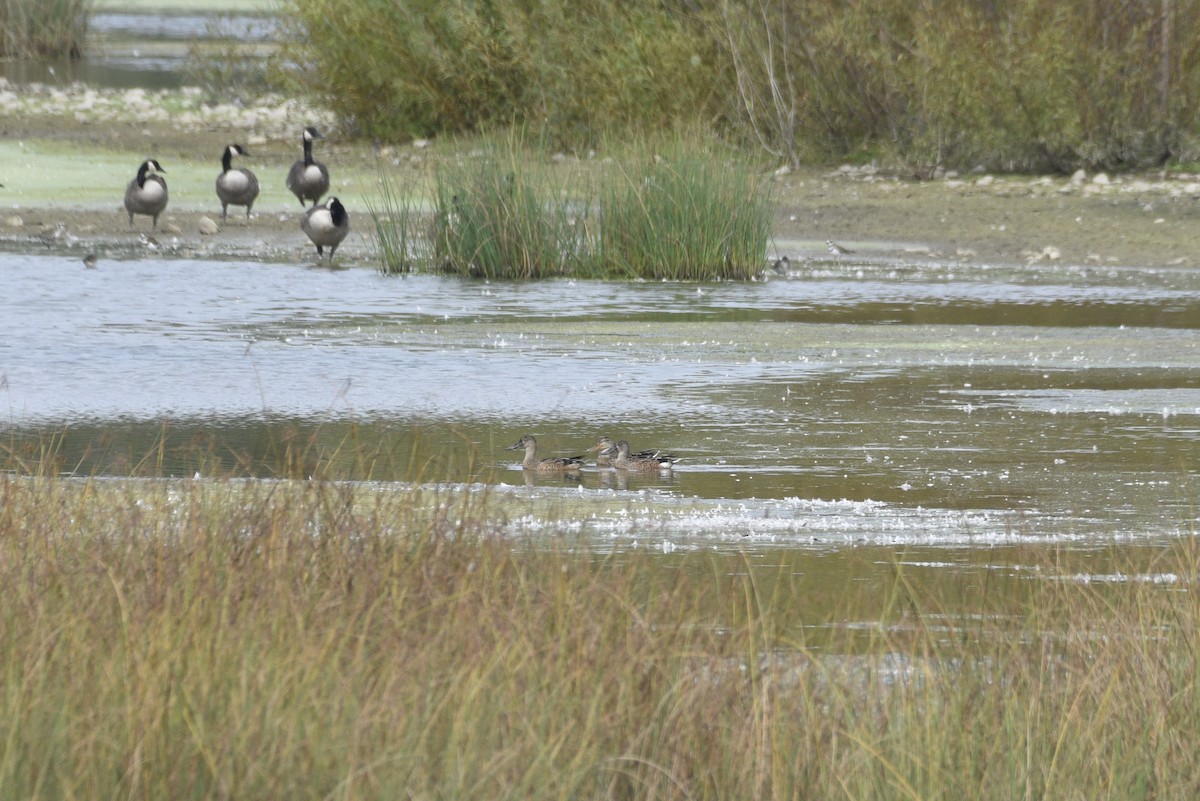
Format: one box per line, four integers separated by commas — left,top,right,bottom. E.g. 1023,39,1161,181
215,144,259,221
300,196,350,261
82,253,97,269
286,126,330,207
124,159,168,228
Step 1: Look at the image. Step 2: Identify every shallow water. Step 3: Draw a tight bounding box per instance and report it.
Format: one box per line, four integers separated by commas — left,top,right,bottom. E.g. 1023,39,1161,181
0,11,274,89
2,249,1198,556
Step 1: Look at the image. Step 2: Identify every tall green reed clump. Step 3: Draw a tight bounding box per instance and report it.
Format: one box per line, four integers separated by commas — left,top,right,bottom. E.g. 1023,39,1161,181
429,143,585,279
366,167,429,275
4,471,1200,799
368,136,773,280
0,0,92,58
592,143,773,280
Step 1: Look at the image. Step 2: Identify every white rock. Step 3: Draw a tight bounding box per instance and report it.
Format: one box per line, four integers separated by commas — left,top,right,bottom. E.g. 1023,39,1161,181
198,217,219,235
976,175,994,186
1092,172,1110,185
1071,169,1087,184
4,215,23,228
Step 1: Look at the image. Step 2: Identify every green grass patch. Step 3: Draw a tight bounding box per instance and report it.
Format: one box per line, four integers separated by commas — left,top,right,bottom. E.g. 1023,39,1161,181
591,141,773,281
428,140,585,279
368,136,772,280
366,167,427,275
3,468,1200,798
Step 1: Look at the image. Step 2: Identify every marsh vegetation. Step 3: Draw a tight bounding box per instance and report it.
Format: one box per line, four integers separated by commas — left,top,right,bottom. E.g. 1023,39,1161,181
373,135,773,280
276,0,1200,172
2,469,1199,799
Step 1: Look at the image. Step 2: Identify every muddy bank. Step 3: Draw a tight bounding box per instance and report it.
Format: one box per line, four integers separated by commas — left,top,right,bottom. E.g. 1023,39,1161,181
4,82,1200,269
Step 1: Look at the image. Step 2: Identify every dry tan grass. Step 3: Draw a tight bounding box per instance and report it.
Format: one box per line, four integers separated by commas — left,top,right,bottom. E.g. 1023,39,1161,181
2,471,1199,799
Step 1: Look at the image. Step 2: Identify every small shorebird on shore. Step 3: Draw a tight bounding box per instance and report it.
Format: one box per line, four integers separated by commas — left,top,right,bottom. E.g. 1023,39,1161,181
826,239,854,259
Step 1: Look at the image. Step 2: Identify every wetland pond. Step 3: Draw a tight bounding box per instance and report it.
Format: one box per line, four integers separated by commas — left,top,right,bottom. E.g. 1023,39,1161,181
2,247,1198,585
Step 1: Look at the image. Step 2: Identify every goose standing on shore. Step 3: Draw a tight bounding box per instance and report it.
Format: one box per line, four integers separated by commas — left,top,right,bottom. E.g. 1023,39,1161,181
301,196,350,262
124,159,168,228
286,126,330,207
215,144,259,221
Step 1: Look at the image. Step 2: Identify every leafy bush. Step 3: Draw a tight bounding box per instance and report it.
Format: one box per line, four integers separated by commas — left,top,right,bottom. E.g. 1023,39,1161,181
717,0,1200,171
274,0,723,145
279,0,1200,171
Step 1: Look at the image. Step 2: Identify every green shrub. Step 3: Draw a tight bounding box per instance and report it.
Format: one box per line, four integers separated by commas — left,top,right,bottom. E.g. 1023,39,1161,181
273,0,723,145
0,0,92,58
279,0,1200,171
715,0,1200,171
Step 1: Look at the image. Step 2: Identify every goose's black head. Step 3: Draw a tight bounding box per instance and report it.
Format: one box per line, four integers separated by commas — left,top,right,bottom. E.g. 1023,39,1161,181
137,159,166,187
221,144,248,171
328,197,347,226
303,126,323,142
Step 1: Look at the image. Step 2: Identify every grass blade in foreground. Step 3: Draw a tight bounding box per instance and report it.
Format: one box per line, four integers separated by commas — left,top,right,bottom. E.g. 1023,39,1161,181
3,471,1200,798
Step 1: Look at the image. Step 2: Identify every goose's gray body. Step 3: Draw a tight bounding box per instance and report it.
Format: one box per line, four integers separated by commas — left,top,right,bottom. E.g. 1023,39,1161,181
286,126,330,207
301,196,350,261
215,144,259,221
124,159,168,228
